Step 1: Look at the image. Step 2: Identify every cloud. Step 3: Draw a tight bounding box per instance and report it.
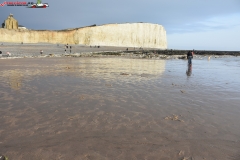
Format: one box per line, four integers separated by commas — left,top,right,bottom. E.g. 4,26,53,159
1,0,240,30
167,24,240,51
167,13,240,34
1,0,240,50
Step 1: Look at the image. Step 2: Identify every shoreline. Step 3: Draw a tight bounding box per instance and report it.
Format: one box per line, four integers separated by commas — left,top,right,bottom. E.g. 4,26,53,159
0,43,240,59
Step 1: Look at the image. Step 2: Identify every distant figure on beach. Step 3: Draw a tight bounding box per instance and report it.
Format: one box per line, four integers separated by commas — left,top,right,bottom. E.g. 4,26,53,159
40,50,43,55
126,48,128,51
70,46,72,53
66,44,68,49
192,50,195,55
187,50,193,64
0,51,2,57
6,52,11,57
98,46,100,48
64,45,67,53
208,56,211,61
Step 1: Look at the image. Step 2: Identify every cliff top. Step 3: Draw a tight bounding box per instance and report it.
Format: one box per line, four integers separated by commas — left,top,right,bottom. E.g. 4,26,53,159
30,22,162,31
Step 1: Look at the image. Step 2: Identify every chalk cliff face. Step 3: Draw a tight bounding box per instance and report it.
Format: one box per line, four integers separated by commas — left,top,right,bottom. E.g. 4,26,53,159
0,23,167,49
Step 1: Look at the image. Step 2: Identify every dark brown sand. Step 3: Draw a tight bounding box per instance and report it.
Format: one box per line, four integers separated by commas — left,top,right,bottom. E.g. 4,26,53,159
0,57,240,160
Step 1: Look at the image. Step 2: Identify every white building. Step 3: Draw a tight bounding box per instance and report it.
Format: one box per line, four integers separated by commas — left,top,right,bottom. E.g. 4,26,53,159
18,25,27,30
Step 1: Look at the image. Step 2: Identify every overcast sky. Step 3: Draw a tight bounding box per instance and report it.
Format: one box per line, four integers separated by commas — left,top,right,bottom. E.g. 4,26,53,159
1,0,240,50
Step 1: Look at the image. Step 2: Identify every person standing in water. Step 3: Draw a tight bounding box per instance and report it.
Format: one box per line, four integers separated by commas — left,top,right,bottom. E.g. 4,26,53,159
187,50,194,64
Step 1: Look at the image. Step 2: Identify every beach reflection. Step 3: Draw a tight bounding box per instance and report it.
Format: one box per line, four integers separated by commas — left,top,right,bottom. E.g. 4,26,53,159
186,64,192,76
8,70,23,90
59,58,166,80
0,69,30,90
1,57,240,160
0,57,166,90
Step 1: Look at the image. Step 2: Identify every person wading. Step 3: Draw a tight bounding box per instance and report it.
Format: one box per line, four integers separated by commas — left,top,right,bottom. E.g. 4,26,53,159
187,50,194,64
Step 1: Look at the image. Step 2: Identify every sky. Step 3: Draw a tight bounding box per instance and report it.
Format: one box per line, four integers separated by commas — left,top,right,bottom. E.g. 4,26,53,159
0,0,240,50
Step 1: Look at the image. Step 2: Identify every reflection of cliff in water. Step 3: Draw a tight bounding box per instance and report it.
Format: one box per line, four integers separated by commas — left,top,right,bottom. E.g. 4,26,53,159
0,58,166,88
0,69,41,91
57,58,166,80
8,70,23,90
83,58,165,75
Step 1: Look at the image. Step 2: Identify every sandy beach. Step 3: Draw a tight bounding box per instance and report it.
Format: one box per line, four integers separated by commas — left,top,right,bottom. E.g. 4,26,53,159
0,43,137,57
1,43,239,59
0,44,240,160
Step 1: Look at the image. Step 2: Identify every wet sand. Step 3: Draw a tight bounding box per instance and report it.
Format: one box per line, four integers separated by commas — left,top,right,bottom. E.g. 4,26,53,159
0,43,137,57
0,57,240,160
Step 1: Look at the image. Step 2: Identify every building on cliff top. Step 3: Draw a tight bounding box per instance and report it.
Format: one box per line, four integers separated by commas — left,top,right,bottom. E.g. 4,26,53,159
3,13,18,29
18,25,27,30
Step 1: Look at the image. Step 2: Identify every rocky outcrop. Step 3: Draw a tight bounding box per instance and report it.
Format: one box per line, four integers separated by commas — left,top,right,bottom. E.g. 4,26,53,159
4,14,18,29
0,23,167,49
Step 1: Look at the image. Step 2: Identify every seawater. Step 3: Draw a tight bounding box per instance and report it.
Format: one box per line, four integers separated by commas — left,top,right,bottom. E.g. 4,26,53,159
0,56,240,159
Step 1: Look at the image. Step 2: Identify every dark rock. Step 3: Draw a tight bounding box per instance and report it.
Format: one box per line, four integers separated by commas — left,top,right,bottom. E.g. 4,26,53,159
178,56,186,59
0,155,6,160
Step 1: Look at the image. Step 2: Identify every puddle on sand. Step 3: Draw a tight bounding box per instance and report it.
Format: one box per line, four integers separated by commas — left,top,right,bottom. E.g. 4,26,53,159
0,57,240,160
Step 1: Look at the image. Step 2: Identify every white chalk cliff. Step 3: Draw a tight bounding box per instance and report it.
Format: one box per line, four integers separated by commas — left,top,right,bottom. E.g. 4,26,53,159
0,23,167,49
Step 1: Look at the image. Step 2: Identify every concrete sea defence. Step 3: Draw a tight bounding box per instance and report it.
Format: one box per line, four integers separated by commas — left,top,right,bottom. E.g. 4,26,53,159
0,23,167,49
